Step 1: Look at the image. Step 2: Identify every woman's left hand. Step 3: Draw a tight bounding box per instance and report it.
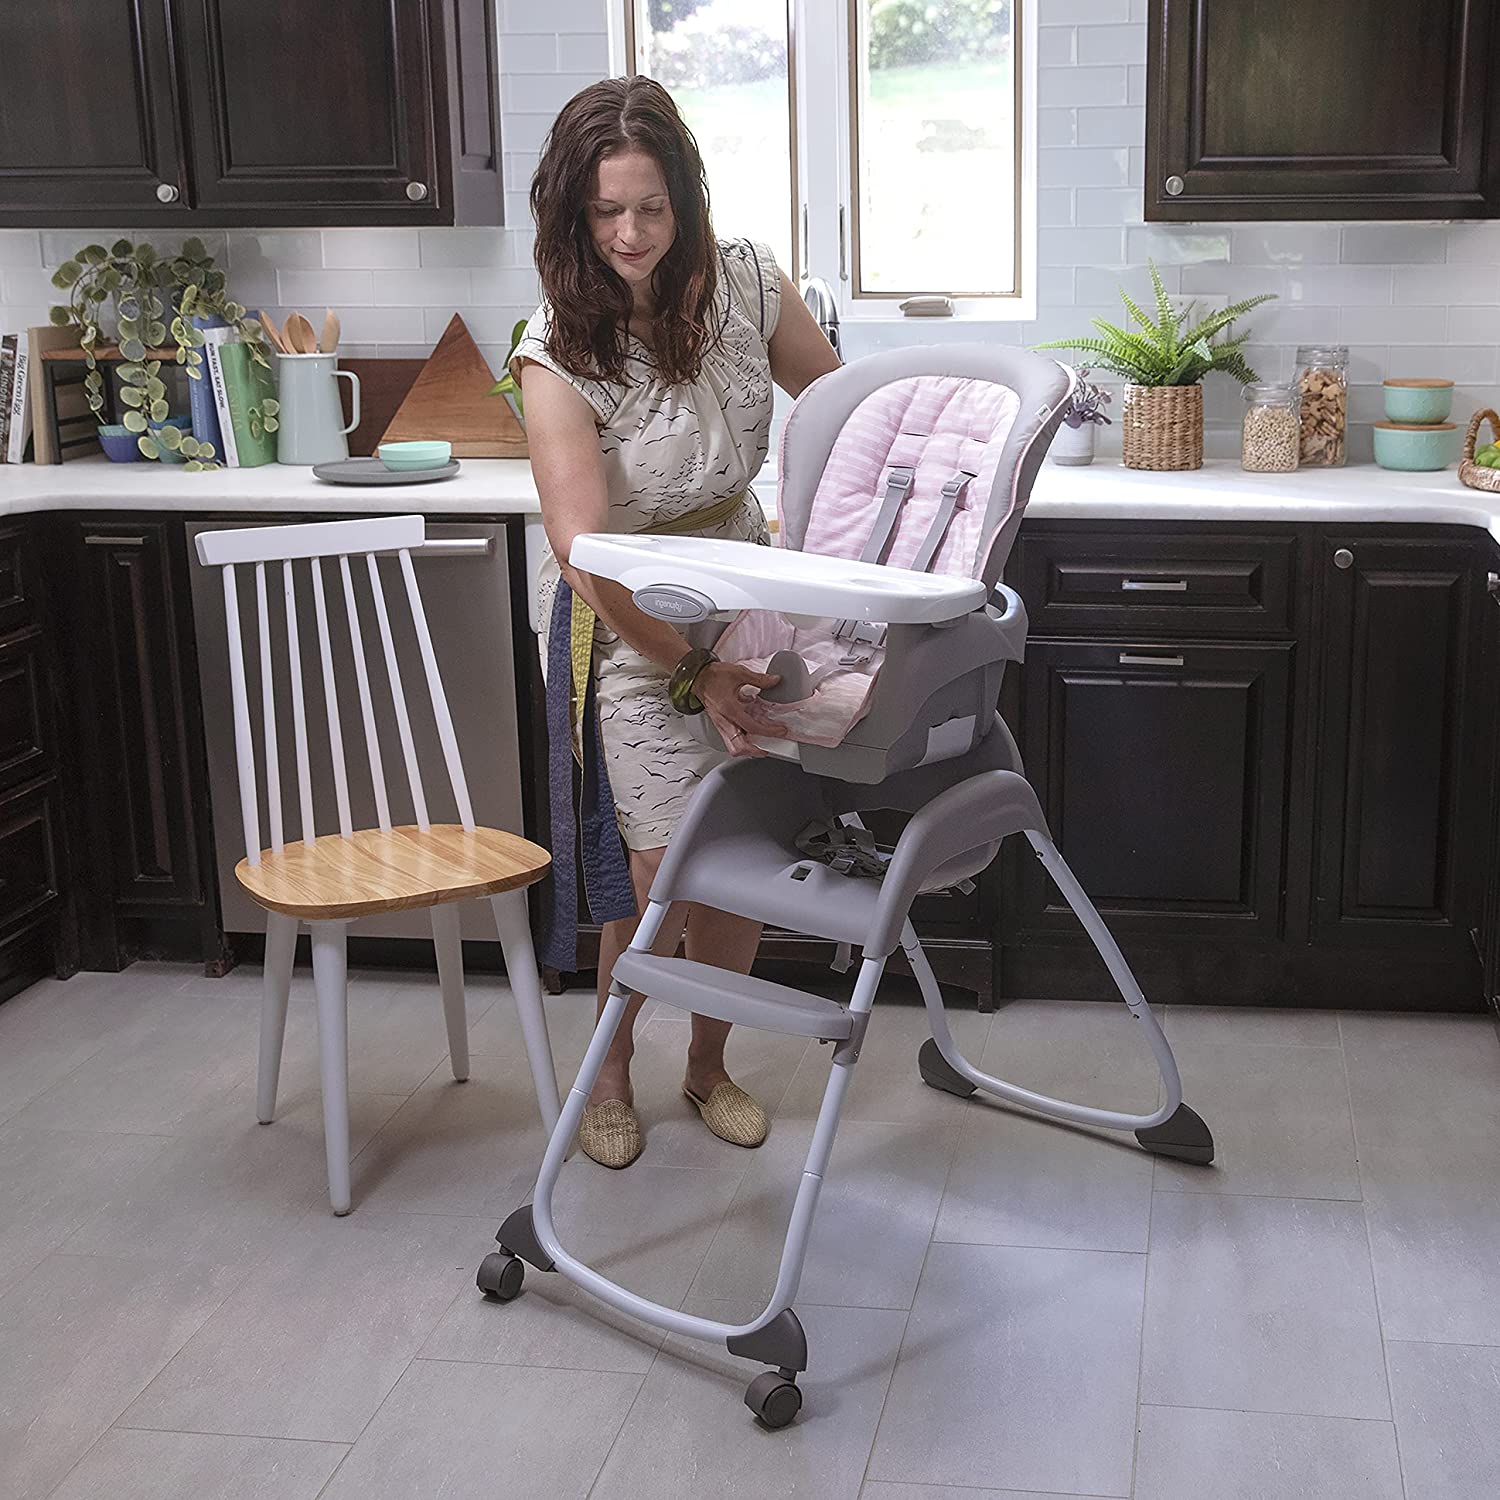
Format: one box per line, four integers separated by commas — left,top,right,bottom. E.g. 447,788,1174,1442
694,662,787,757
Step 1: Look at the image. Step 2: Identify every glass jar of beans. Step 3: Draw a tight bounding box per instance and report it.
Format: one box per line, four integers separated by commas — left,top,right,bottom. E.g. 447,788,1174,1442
1241,383,1300,472
1294,345,1349,467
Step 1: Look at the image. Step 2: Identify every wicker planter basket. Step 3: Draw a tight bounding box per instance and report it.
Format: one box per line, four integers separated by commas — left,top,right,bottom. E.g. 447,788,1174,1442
1458,408,1500,494
1121,383,1203,471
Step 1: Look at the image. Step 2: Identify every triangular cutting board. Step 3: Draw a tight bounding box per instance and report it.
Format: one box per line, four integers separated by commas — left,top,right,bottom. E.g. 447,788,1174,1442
379,313,527,458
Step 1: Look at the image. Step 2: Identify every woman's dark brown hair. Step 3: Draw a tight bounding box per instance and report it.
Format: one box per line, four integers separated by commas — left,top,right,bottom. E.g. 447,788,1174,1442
530,76,718,388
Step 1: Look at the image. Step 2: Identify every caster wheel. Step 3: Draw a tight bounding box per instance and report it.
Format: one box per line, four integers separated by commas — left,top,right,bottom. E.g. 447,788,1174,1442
745,1371,802,1429
476,1250,524,1302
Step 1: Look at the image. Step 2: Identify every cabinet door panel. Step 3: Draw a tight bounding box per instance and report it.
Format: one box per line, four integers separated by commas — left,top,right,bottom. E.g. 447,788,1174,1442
1010,641,1292,941
175,0,442,215
0,0,186,219
1147,0,1500,219
1315,537,1485,949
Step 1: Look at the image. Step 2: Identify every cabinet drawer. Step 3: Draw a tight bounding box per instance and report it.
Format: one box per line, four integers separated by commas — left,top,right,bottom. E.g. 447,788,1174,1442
0,779,60,933
0,525,31,637
1017,532,1295,637
0,629,48,791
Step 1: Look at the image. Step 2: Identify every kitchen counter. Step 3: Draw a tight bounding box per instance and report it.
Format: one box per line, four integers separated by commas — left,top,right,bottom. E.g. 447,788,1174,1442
4,455,1499,546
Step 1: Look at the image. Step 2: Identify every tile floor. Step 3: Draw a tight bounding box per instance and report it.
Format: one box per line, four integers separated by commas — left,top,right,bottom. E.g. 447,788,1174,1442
2,958,1499,1499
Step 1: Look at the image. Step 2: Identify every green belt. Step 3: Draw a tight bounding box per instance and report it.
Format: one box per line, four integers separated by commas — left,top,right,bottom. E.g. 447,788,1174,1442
568,490,750,761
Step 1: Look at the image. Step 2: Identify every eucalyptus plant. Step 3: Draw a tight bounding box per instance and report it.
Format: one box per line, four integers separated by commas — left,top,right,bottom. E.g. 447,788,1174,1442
49,235,274,468
1035,262,1275,388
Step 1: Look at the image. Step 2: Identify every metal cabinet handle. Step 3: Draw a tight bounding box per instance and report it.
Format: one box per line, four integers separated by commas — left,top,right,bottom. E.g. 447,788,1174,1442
413,537,492,557
1119,652,1185,666
1121,577,1189,592
406,181,429,202
155,182,180,204
1333,548,1354,569
1165,174,1185,196
83,534,146,546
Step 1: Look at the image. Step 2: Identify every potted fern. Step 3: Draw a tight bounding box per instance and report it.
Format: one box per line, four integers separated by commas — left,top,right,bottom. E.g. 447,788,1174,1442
1036,264,1275,471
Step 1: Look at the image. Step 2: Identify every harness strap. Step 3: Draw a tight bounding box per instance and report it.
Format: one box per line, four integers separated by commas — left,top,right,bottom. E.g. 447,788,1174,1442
911,470,976,574
858,464,915,565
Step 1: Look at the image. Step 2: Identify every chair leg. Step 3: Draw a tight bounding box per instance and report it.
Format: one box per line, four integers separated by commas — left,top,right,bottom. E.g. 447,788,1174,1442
257,912,298,1124
490,889,561,1136
309,920,353,1216
430,903,470,1083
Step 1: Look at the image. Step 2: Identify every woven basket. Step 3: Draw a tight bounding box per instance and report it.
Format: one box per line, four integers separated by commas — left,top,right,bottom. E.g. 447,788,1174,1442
1121,384,1203,471
1458,408,1500,494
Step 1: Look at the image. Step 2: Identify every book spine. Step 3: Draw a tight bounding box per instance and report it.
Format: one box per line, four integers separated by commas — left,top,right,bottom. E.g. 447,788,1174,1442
220,342,276,468
0,334,14,464
187,317,227,458
203,336,239,466
6,345,30,463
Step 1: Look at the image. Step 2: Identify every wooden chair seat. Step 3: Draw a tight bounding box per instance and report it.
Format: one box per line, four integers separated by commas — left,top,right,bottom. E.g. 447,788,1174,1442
237,824,552,921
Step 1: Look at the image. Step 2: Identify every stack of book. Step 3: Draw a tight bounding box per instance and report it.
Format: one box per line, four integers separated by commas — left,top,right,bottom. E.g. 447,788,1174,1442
0,329,35,464
197,324,277,467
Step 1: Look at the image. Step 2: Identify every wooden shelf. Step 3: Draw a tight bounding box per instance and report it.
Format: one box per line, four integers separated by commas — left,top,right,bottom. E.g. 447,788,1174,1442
41,346,180,362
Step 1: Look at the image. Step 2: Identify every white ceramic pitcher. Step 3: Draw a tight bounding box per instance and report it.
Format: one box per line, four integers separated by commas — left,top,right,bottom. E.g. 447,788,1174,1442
276,352,360,465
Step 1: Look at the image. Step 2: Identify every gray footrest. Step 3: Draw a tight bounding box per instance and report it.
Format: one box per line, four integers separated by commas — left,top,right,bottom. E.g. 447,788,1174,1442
613,952,853,1040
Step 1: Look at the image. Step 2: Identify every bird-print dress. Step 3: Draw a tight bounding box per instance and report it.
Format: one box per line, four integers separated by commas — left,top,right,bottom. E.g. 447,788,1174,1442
514,237,782,850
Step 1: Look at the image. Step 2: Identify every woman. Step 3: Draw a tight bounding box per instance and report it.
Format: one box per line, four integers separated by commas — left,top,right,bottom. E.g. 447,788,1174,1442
514,76,839,1169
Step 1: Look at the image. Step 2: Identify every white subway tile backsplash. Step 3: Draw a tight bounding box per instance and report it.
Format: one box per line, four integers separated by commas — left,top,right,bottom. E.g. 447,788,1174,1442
1077,23,1146,65
1039,65,1128,108
1447,305,1500,342
372,268,474,305
1339,304,1447,344
1076,106,1144,148
1040,227,1127,266
1076,261,1179,305
427,304,536,345
335,306,429,343
1287,266,1392,306
503,71,600,113
1128,146,1145,186
419,229,521,268
1038,26,1075,64
1042,0,1130,21
1075,188,1142,227
1037,266,1076,305
1340,224,1447,264
501,33,557,71
470,266,542,303
1229,225,1341,266
1444,224,1500,263
557,32,609,71
1039,147,1130,186
503,0,602,33
1127,64,1146,106
1388,345,1496,383
278,269,374,306
505,113,554,152
0,232,42,267
227,231,326,271
1180,264,1288,301
1393,265,1500,305
321,229,421,269
1039,187,1075,227
1249,303,1342,345
1038,108,1078,147
1126,226,1231,265
1,267,67,306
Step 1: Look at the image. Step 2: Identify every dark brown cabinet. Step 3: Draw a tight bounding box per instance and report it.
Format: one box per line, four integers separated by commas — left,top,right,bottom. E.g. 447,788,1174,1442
0,0,501,228
1312,536,1489,972
1480,551,1500,1015
1146,0,1500,220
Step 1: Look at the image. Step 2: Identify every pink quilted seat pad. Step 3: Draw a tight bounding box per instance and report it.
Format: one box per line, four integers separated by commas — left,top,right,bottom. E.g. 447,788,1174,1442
800,374,1021,576
716,374,1021,749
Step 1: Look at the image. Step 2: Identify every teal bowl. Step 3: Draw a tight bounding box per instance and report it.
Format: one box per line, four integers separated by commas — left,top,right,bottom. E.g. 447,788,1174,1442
378,440,452,472
1373,421,1458,471
1383,380,1454,424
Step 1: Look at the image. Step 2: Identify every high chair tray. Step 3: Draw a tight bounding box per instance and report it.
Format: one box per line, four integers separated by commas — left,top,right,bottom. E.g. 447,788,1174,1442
571,533,987,624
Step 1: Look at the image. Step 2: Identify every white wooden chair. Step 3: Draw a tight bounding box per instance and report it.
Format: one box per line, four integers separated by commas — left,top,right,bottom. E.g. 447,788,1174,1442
194,514,560,1214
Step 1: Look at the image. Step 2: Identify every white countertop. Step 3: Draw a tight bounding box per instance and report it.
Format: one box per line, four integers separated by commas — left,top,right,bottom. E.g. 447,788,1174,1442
3,454,1499,546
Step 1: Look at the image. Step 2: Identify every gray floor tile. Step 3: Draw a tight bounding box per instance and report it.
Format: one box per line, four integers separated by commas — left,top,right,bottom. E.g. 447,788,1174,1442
122,1211,486,1442
1152,1041,1360,1199
1134,1405,1403,1499
1142,1193,1390,1419
933,1000,1159,1253
1164,1005,1342,1048
48,1428,347,1500
590,1296,907,1500
0,1251,242,1500
691,1115,958,1309
59,1086,407,1269
1342,1013,1500,1344
1387,1340,1500,1500
777,998,994,1128
861,1486,1109,1500
0,1125,171,1299
318,1358,639,1500
868,1242,1145,1496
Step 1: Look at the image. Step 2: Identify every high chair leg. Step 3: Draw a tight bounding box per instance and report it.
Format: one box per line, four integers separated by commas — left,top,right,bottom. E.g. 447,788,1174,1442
907,831,1214,1164
256,912,298,1124
430,903,470,1083
478,899,885,1429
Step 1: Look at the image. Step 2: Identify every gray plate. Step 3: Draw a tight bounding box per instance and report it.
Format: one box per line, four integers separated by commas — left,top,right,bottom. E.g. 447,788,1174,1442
312,457,461,485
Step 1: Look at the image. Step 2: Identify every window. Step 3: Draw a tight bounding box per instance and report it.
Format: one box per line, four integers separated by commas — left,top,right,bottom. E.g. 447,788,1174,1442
623,0,1035,319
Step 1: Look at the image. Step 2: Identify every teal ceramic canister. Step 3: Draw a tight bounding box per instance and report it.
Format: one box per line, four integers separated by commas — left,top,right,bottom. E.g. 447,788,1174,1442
1372,421,1458,471
276,352,361,465
1382,379,1454,425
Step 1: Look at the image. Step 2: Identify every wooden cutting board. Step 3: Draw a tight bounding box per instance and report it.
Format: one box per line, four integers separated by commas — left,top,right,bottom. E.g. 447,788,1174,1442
378,313,527,458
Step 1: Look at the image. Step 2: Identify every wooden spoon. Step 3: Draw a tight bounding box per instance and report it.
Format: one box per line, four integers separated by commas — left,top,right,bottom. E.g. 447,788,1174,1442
320,308,340,355
257,309,289,354
284,311,318,354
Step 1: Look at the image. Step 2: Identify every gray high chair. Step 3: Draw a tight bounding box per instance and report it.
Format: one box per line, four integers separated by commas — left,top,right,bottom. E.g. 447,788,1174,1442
477,346,1214,1429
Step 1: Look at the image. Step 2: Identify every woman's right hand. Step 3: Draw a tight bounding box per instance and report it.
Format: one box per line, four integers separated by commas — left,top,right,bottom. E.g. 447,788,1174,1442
693,661,787,758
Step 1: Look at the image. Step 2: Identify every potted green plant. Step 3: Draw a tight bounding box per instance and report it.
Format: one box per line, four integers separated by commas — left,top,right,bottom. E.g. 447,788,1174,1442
49,236,273,467
1036,264,1275,471
487,318,529,427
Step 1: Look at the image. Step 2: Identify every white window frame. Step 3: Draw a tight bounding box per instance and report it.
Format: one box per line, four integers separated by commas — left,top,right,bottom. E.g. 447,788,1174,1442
613,0,1037,324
